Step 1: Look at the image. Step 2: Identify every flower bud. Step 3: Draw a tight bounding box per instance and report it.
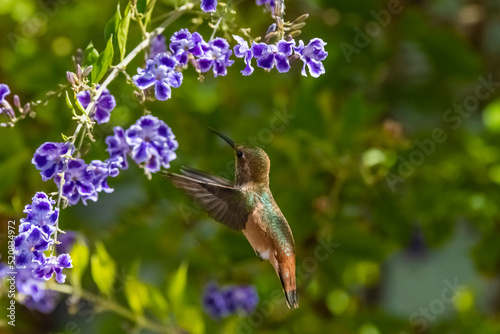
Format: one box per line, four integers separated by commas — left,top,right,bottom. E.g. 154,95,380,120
293,13,309,24
66,71,78,86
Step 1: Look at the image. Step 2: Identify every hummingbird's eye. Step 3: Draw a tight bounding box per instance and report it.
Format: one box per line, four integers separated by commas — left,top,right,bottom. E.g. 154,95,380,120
237,150,243,158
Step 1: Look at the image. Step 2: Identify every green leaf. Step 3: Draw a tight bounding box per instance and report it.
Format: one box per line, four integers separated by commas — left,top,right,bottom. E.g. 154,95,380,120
91,36,114,83
483,98,500,133
124,261,149,316
136,0,148,14
148,285,169,319
104,4,122,43
118,2,131,61
69,236,90,291
167,261,188,311
83,41,99,67
65,91,78,117
90,241,116,297
136,0,155,29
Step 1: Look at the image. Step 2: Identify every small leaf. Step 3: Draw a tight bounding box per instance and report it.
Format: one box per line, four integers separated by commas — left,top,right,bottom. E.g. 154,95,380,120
118,2,131,61
148,285,169,319
83,42,99,67
167,261,188,311
90,241,116,297
69,236,89,292
92,36,114,83
124,261,149,316
104,4,122,43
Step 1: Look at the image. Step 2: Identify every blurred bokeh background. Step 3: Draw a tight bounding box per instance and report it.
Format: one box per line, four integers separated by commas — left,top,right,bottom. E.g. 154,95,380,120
1,0,500,333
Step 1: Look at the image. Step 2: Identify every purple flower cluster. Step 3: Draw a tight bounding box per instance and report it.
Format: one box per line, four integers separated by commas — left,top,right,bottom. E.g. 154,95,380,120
133,29,235,100
106,115,178,175
76,86,116,124
134,29,327,100
233,36,328,77
0,262,61,313
202,282,259,319
6,193,73,312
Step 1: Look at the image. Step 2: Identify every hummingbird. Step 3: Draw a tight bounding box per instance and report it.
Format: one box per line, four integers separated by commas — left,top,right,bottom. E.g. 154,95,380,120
162,129,298,309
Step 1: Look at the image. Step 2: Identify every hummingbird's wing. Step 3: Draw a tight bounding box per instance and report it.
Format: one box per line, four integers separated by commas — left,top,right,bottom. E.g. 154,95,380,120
180,166,234,187
162,171,251,230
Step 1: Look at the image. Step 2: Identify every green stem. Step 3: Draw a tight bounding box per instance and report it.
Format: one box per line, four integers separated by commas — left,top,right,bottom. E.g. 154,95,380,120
209,17,223,41
47,283,173,334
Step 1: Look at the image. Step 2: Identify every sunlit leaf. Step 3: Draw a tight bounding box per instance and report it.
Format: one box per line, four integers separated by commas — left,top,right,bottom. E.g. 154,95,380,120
90,241,116,297
69,236,89,291
167,261,188,311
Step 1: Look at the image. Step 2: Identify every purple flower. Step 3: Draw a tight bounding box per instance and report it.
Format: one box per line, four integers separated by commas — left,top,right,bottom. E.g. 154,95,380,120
0,84,10,102
23,289,59,314
232,286,259,313
170,29,205,66
233,36,254,76
14,226,53,268
55,231,77,255
125,115,178,174
133,53,183,101
33,254,72,283
32,142,74,181
294,38,328,78
202,282,259,319
256,0,276,13
252,40,295,73
87,159,118,194
256,0,276,6
202,283,229,319
20,192,59,237
201,0,217,12
14,263,46,302
54,159,97,206
150,34,167,59
77,87,116,124
198,38,234,77
106,126,129,170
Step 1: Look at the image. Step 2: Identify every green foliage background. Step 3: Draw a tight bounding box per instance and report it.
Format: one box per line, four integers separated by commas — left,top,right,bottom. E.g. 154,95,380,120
1,0,500,333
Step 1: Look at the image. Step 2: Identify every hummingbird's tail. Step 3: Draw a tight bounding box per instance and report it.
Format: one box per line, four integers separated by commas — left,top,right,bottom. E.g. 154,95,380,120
277,256,299,309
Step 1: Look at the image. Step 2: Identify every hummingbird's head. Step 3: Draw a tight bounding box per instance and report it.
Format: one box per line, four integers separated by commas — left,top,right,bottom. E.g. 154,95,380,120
210,128,270,185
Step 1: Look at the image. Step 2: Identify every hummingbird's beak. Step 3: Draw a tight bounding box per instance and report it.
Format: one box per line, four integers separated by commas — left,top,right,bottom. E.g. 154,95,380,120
210,128,235,149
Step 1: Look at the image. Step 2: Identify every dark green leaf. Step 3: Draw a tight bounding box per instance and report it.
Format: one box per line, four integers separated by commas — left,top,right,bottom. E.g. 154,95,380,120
91,36,114,83
104,4,121,43
136,0,148,14
83,41,99,67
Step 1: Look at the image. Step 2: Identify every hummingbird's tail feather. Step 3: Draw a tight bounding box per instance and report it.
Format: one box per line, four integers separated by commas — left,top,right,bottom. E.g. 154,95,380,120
279,271,299,309
275,254,299,309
